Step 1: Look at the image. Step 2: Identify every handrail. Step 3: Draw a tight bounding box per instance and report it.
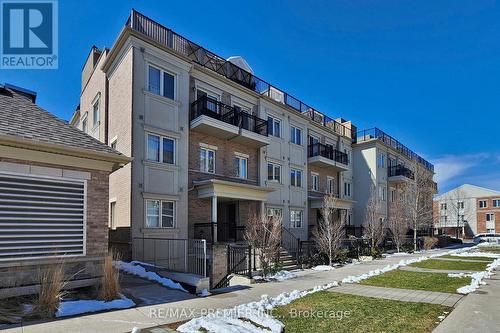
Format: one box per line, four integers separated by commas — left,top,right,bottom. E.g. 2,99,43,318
126,9,351,139
388,165,415,180
308,143,349,165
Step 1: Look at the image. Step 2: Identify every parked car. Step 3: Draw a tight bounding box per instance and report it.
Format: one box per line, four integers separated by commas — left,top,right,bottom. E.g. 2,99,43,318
473,233,500,244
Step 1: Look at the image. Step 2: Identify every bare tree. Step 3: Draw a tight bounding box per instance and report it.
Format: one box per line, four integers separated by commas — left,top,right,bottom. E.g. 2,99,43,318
313,194,346,266
244,213,282,276
363,186,385,254
441,188,473,239
406,160,435,251
388,189,410,252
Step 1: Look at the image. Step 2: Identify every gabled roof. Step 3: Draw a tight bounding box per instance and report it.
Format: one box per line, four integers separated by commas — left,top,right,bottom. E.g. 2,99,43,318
435,184,500,200
0,85,126,159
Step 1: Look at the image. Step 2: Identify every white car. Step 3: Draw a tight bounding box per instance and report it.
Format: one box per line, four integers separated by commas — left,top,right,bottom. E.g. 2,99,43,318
473,233,500,244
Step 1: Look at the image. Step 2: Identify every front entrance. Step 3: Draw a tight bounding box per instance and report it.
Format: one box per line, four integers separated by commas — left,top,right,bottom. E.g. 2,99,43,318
217,201,239,242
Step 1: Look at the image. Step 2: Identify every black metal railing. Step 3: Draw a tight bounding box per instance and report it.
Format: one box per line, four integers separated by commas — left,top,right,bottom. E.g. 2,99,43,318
214,244,253,289
355,128,434,172
281,226,301,262
191,96,268,136
193,222,246,244
388,165,415,180
126,9,352,139
308,143,349,165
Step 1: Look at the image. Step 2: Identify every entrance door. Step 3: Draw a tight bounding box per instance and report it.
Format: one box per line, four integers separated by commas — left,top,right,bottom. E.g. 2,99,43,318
217,202,238,242
227,203,237,240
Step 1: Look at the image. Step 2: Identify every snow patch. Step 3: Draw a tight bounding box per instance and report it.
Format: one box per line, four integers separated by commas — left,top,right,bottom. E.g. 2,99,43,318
454,258,500,294
198,289,211,297
253,270,297,282
312,265,334,271
450,252,500,259
56,295,135,317
114,261,188,292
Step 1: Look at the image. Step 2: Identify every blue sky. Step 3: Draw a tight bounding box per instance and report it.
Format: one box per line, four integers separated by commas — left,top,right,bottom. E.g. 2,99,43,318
2,0,499,193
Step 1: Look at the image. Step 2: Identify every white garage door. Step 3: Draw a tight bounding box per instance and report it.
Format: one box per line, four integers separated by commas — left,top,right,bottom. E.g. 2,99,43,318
0,172,86,261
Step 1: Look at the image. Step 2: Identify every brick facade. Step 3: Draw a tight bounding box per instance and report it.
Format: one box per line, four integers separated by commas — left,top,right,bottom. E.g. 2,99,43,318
476,196,500,233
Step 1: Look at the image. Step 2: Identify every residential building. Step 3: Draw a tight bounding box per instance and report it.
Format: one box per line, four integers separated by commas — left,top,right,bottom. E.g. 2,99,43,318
434,184,500,238
352,128,435,233
69,10,355,266
0,84,130,294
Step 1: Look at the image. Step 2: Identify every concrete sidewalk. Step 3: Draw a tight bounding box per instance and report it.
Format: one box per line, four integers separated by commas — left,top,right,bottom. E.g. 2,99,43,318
332,283,462,306
433,270,500,332
0,247,463,333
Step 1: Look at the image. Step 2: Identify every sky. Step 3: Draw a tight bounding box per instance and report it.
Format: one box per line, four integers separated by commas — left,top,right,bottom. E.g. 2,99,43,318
1,0,499,193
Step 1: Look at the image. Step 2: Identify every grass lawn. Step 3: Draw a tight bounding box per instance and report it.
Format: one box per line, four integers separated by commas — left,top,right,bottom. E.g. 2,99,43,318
360,269,471,293
438,254,495,262
273,291,450,333
478,247,500,253
410,259,488,271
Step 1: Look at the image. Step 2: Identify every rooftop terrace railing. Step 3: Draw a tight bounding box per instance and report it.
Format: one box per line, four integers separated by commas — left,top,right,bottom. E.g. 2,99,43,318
355,128,434,172
126,10,351,139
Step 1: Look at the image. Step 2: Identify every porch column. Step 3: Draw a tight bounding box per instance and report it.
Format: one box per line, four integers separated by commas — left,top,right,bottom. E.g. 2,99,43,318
211,195,218,243
260,201,265,216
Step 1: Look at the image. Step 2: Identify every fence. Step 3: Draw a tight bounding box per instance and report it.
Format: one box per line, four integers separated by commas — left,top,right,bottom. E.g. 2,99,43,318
133,237,208,277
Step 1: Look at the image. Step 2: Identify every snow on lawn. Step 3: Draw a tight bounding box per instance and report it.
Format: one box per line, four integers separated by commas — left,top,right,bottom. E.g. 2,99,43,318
56,295,135,317
477,242,500,248
383,252,411,258
177,281,339,333
312,265,334,271
454,258,500,294
253,270,297,282
114,261,188,292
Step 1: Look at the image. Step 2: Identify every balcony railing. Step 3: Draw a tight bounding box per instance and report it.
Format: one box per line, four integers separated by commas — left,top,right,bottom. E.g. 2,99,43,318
191,96,268,136
126,9,351,139
308,143,349,165
388,165,415,180
355,128,434,172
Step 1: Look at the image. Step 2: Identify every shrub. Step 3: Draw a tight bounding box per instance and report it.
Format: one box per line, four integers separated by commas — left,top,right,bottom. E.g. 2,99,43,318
423,236,438,250
34,264,66,318
99,251,121,301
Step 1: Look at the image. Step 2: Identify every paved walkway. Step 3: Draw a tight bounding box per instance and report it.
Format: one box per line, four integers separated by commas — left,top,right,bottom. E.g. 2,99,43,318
434,269,500,332
400,266,478,274
332,284,462,307
0,246,468,333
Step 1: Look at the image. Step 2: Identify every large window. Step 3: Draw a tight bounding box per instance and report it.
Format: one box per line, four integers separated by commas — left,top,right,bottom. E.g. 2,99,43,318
267,162,281,183
290,168,302,187
234,155,248,179
148,65,175,99
493,199,500,208
146,200,175,228
377,153,386,168
290,210,303,228
327,177,335,195
479,200,488,208
200,147,216,173
486,213,495,222
344,181,352,197
311,173,319,191
290,126,302,145
147,134,175,164
267,116,281,138
93,99,99,126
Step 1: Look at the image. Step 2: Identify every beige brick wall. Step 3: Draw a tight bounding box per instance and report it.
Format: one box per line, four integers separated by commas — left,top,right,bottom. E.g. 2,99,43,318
308,164,339,195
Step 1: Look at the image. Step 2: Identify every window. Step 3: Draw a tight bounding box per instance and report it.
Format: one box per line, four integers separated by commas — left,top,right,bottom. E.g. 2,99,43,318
487,228,496,233
486,213,495,222
290,210,303,228
200,147,216,173
196,89,220,113
110,201,116,229
458,201,464,209
146,200,175,228
82,117,87,133
93,99,99,126
327,177,335,195
267,208,282,218
267,163,281,183
390,189,396,202
148,65,175,99
493,199,500,208
344,182,352,197
234,155,248,179
147,134,175,164
479,200,488,208
290,169,302,187
441,203,447,210
267,116,281,137
290,126,301,145
377,153,385,168
379,186,386,201
311,173,319,191
110,138,117,150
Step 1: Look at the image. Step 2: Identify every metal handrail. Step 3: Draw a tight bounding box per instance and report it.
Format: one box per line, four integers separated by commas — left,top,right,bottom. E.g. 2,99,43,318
308,143,349,165
388,165,415,180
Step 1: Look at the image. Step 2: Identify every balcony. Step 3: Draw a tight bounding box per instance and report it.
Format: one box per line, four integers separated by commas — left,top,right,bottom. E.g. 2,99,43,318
190,96,269,147
307,143,349,171
388,165,414,183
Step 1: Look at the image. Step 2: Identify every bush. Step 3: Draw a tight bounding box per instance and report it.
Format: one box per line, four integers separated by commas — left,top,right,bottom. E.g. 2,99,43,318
99,251,121,301
423,236,438,250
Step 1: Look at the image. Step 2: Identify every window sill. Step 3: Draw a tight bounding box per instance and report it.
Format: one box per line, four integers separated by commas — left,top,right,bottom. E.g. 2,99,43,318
143,89,180,107
143,160,179,171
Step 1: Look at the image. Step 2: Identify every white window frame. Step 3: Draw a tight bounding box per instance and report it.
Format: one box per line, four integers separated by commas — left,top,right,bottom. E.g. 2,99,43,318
148,64,176,100
290,125,302,145
146,133,176,165
268,116,281,138
327,177,335,195
344,181,352,197
479,200,488,208
145,199,175,228
200,146,216,174
267,207,283,218
290,210,303,228
493,199,500,208
290,168,302,187
390,188,396,202
311,173,319,191
109,201,116,229
92,98,100,127
486,213,495,222
267,162,282,183
379,186,386,201
81,112,88,133
234,153,248,179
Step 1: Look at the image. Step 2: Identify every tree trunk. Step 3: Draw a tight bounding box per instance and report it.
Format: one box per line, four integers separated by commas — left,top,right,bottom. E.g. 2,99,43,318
413,226,417,252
